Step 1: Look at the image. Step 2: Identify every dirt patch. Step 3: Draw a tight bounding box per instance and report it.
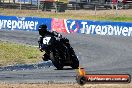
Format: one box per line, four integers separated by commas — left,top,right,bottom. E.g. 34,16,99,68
0,83,131,88
66,9,132,16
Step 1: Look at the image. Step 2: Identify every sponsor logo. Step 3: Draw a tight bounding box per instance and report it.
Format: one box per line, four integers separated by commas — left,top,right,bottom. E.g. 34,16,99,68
81,22,132,36
0,19,38,30
69,21,79,33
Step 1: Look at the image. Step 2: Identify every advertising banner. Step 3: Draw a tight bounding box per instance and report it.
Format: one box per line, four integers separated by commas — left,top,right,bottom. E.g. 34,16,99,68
1,15,132,36
51,18,132,36
0,15,52,31
65,19,132,36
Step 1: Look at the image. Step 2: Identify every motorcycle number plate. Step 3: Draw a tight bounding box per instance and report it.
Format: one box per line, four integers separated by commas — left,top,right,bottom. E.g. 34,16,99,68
43,37,51,45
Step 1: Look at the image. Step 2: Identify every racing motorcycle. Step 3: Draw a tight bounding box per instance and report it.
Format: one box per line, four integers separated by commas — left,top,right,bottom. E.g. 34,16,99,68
41,34,79,70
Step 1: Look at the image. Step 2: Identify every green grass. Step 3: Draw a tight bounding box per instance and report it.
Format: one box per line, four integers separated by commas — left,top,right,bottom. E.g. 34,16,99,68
102,16,132,22
114,16,132,22
0,41,43,66
58,0,68,3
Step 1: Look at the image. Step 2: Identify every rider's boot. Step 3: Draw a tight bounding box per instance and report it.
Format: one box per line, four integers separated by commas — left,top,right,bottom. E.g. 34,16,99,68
42,53,50,61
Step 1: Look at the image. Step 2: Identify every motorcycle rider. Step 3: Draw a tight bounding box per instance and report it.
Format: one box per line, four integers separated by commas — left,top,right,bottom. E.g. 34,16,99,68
38,24,62,61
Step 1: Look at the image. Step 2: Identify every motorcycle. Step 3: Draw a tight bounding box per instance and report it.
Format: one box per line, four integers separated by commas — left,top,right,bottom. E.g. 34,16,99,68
40,34,79,70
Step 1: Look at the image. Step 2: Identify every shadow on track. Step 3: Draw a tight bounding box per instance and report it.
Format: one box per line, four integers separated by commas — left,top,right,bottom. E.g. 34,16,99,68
54,67,75,70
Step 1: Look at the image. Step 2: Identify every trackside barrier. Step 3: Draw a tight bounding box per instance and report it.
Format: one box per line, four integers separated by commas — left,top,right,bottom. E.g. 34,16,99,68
0,15,52,31
54,19,132,37
0,15,132,36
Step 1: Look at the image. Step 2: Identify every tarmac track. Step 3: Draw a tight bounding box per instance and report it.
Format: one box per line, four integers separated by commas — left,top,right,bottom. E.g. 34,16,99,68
0,29,132,83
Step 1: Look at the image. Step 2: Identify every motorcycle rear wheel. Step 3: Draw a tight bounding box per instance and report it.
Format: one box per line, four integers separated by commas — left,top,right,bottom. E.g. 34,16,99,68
50,52,64,70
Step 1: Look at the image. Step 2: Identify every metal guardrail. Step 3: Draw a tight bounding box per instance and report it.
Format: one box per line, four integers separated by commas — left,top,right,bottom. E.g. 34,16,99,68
0,0,132,10
0,2,38,9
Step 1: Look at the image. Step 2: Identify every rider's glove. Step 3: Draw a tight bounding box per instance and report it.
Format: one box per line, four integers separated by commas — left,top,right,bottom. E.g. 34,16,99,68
52,31,62,38
58,34,62,38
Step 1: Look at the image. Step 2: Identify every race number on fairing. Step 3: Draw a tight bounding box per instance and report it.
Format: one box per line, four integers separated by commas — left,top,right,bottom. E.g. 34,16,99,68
43,37,51,45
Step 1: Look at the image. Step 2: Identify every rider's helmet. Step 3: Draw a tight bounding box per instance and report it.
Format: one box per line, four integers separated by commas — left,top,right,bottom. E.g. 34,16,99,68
38,24,48,36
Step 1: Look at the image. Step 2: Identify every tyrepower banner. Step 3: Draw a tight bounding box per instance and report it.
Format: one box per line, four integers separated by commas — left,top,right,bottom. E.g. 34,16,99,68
51,19,132,36
1,15,132,37
0,15,52,31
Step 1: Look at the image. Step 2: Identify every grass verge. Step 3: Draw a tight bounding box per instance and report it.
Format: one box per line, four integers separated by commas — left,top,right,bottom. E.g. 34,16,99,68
0,9,132,22
0,41,43,66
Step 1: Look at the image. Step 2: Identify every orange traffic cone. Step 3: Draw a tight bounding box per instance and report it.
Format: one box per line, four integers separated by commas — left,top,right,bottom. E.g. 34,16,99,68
78,67,86,76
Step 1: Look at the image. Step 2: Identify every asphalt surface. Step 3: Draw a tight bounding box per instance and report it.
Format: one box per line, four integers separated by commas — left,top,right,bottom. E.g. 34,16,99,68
0,29,132,83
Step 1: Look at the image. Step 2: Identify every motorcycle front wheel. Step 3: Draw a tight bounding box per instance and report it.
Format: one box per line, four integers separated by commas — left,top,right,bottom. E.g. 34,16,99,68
70,54,79,69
